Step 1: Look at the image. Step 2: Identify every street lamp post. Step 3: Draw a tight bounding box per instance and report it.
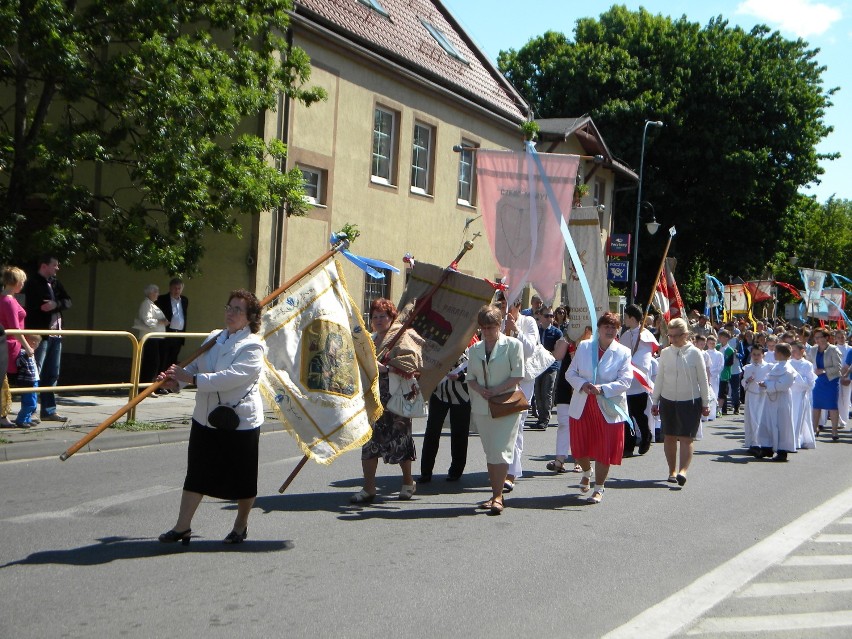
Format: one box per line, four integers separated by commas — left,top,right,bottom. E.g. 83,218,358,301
629,120,664,305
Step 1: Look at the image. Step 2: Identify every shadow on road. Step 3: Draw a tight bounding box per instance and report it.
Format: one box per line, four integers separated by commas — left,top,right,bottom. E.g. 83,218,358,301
1,536,293,567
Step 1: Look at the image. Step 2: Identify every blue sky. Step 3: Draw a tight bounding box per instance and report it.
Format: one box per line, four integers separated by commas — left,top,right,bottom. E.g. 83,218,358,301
443,0,851,203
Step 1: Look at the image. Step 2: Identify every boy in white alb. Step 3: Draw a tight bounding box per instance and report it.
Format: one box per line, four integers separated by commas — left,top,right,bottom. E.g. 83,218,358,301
742,346,771,455
705,335,723,420
763,334,778,364
756,343,796,461
790,342,816,449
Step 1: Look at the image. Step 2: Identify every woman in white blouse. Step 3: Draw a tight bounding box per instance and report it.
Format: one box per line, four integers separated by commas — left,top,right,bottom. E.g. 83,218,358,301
651,318,710,487
132,284,168,385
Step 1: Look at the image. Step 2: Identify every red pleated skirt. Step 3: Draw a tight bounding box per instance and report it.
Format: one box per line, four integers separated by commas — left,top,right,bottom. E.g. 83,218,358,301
569,394,624,466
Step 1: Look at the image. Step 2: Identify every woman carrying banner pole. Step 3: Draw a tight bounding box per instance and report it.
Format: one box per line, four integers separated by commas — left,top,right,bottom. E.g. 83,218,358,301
157,289,266,545
351,298,424,503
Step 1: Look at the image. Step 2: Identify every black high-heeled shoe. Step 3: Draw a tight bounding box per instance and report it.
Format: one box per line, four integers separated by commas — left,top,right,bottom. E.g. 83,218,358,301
159,528,191,546
223,528,248,544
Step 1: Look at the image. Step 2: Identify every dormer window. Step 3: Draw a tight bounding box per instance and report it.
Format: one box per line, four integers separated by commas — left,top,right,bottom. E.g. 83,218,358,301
420,19,469,64
359,0,389,17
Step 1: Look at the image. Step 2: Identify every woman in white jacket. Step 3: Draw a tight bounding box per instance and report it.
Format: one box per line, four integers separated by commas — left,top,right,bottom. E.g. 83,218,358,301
566,312,632,504
132,284,168,385
651,318,710,487
157,289,266,546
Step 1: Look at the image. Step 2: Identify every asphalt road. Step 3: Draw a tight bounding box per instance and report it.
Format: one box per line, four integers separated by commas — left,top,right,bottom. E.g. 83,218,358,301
1,415,851,638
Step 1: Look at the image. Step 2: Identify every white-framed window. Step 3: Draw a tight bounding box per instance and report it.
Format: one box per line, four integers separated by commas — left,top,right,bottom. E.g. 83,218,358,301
457,140,476,205
363,268,393,319
299,166,323,205
372,107,396,185
420,19,469,64
410,122,434,195
594,177,606,206
358,0,389,17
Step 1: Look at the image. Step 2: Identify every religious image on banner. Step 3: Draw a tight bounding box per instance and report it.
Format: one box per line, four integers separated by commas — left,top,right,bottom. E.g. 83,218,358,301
799,267,828,317
397,261,496,399
475,148,579,306
260,259,381,465
724,284,751,312
564,206,609,341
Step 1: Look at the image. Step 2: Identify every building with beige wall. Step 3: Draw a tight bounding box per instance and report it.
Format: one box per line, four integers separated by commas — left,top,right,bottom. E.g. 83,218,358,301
56,0,635,359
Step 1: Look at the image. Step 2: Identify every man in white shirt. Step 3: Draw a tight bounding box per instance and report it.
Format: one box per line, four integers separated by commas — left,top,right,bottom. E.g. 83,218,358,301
155,278,189,386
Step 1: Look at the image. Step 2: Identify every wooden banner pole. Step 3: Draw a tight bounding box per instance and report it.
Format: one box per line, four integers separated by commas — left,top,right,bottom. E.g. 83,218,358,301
59,240,349,461
277,240,477,492
637,232,674,351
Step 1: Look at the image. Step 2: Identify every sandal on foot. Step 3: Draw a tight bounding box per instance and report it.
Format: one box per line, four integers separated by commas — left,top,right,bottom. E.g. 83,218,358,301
667,475,678,484
478,499,494,510
587,486,605,504
572,463,583,473
350,488,376,504
399,482,417,500
503,480,515,493
158,528,192,546
546,459,568,474
489,497,504,515
579,469,593,493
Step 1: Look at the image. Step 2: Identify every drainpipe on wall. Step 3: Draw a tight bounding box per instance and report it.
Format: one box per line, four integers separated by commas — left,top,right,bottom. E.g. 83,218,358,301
270,27,295,292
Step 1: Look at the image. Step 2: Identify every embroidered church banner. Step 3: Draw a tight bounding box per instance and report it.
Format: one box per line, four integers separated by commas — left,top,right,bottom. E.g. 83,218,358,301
397,262,495,399
476,148,579,306
260,259,381,464
563,207,609,342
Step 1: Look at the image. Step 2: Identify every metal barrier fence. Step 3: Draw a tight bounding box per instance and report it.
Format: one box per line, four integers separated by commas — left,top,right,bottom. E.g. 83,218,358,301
4,329,211,421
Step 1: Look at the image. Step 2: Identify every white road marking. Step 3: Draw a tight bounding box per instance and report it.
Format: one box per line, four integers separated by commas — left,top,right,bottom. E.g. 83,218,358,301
783,555,852,566
839,517,852,525
3,486,177,523
601,485,852,639
738,577,852,597
685,610,852,635
815,533,852,543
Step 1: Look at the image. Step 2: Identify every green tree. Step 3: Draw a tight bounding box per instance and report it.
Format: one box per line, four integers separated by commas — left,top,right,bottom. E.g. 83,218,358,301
498,6,837,302
1,0,325,274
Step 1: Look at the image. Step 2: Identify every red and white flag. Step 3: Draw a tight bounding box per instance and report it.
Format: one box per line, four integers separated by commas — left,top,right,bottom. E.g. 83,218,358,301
475,148,579,305
654,257,685,321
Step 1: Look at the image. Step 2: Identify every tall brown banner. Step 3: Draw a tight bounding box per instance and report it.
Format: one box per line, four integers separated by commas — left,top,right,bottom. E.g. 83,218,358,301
397,262,495,399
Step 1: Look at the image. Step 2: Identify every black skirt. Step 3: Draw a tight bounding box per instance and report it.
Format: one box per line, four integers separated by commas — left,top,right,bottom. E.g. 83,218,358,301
184,420,260,500
659,397,702,439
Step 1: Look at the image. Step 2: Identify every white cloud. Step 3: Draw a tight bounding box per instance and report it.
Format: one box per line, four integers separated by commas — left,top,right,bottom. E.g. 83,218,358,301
736,0,843,37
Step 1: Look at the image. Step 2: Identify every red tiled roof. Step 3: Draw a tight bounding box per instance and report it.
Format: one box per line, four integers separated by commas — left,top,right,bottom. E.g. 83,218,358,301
293,0,528,122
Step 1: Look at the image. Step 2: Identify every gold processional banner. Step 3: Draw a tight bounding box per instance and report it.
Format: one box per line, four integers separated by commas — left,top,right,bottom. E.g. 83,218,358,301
260,259,381,464
397,262,495,399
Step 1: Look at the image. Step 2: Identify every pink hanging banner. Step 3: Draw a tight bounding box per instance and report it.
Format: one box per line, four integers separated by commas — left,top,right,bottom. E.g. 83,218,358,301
475,148,579,305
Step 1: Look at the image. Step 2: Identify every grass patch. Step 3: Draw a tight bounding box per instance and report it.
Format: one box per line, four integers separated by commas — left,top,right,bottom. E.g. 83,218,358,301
110,420,171,432
0,436,9,444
